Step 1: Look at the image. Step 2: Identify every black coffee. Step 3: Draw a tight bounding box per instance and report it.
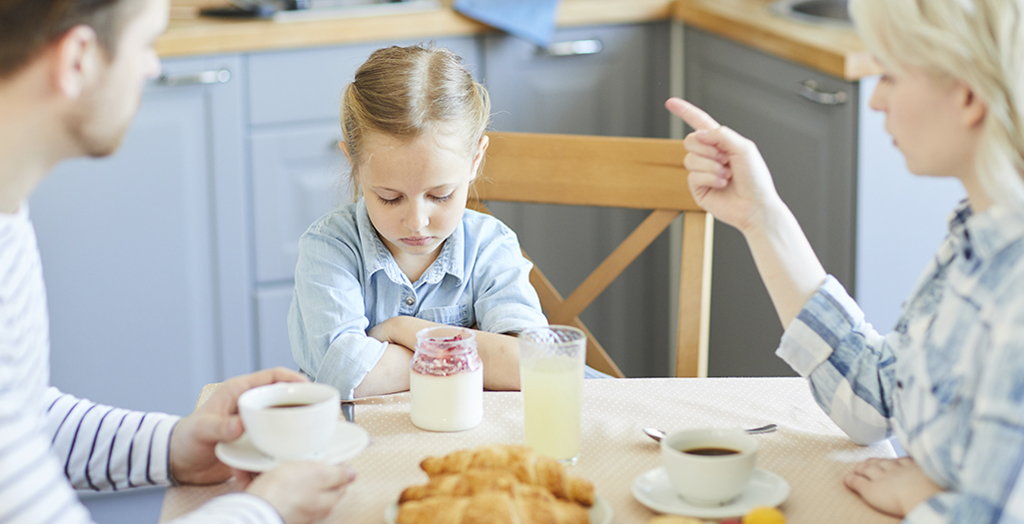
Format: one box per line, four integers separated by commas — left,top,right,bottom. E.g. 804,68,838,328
683,447,740,456
268,402,311,409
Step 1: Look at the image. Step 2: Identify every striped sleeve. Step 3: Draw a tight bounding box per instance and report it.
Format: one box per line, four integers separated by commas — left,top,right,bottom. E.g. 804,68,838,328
775,275,896,445
0,379,92,523
42,388,178,491
40,390,284,523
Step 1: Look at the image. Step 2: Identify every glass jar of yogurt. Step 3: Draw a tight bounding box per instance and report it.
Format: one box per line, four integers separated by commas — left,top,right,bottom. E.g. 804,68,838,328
409,326,483,431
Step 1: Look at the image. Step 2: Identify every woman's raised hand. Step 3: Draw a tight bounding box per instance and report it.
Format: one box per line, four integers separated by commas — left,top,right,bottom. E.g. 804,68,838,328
665,98,784,235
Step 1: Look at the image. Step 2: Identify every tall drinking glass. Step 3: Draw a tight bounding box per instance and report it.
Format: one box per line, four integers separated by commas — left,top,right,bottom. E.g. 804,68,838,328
519,325,586,465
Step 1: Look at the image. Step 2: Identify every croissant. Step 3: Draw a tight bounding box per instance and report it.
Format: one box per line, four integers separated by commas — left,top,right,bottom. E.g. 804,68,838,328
396,491,589,524
419,445,595,507
400,470,554,503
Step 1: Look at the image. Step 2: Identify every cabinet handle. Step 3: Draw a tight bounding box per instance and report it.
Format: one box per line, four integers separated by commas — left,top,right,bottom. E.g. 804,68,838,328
796,79,848,105
155,68,232,87
540,39,603,57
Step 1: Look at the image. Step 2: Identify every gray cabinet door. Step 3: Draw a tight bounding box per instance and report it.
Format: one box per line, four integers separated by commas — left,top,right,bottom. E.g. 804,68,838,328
255,285,298,370
684,28,857,376
251,123,352,284
482,24,673,378
29,55,248,414
483,23,669,138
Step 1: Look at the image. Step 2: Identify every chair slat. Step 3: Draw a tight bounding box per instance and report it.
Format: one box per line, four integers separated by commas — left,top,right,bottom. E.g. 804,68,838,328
550,209,678,323
470,132,712,378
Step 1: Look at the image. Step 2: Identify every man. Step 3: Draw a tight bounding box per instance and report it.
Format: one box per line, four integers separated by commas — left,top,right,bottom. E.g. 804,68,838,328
0,1,355,522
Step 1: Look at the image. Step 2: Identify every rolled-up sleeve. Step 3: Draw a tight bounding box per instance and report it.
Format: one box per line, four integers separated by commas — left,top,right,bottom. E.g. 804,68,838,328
776,275,895,445
471,225,547,334
288,228,388,400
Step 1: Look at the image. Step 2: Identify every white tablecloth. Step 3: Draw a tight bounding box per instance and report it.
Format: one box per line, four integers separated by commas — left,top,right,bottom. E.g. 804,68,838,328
160,377,898,523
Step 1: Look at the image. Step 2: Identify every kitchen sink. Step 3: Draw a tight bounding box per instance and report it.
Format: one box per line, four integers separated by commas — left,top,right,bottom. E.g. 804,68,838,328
772,0,851,26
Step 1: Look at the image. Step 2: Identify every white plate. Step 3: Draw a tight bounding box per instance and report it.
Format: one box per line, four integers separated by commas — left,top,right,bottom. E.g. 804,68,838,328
214,420,369,472
385,494,611,524
631,467,789,519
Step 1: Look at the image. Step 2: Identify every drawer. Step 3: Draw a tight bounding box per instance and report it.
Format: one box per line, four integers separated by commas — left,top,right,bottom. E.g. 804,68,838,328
247,36,482,125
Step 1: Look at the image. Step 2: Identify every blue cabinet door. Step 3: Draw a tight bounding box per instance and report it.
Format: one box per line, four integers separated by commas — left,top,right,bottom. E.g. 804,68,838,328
29,55,250,415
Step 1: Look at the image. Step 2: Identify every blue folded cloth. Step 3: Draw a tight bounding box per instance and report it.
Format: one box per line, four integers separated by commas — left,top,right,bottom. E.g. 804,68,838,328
453,0,561,47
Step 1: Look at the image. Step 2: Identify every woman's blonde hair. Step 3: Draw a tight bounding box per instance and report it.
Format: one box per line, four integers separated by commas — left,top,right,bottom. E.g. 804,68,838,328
850,0,1024,209
341,45,490,181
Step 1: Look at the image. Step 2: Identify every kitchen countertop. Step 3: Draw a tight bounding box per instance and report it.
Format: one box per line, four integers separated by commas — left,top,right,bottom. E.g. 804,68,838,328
158,0,877,81
156,0,674,57
674,0,878,80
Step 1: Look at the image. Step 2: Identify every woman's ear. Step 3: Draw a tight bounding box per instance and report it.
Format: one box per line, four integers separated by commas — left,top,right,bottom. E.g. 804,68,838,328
958,82,987,129
50,25,101,100
470,134,490,179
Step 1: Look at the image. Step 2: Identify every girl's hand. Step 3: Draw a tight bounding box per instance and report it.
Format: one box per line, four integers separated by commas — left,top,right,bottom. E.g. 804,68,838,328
843,457,943,518
665,98,786,235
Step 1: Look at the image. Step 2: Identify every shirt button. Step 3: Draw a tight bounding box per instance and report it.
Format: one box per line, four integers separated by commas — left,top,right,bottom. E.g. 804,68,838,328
405,296,415,306
896,380,904,389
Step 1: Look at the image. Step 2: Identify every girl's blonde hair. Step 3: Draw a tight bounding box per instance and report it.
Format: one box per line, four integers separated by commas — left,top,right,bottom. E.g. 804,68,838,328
850,0,1024,209
341,45,490,179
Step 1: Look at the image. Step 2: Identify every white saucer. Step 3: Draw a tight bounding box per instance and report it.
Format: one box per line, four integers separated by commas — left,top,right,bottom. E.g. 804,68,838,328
214,420,369,472
385,494,611,524
632,467,789,519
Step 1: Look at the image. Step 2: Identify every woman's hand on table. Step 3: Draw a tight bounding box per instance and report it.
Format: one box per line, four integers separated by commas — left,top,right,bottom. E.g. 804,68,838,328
168,367,308,485
843,457,943,517
243,461,357,524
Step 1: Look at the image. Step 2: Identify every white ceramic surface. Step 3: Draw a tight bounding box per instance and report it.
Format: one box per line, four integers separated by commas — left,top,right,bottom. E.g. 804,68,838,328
660,427,758,505
215,420,369,472
632,467,790,519
238,382,340,459
384,494,611,524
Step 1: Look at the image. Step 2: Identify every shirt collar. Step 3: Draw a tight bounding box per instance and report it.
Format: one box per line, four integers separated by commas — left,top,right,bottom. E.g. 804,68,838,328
947,198,1024,263
354,198,466,285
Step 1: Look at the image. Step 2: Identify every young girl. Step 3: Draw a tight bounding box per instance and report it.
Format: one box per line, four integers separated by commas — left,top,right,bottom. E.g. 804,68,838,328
288,45,547,400
669,0,1024,521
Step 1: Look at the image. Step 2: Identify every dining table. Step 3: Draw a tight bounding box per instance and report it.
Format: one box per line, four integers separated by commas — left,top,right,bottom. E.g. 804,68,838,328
160,377,899,523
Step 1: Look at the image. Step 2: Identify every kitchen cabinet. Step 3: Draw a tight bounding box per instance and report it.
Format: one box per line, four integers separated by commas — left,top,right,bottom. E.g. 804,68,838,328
31,54,250,414
482,23,673,377
683,27,963,376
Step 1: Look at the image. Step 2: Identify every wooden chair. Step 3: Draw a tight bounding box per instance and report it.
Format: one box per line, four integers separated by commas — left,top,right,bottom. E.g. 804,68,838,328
470,132,713,378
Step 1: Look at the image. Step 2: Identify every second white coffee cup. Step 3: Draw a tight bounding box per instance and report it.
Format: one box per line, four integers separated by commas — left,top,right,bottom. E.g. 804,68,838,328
238,382,340,460
661,427,758,506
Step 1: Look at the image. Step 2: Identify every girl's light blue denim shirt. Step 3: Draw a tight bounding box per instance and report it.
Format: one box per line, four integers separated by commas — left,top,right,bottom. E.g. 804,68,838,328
288,199,547,399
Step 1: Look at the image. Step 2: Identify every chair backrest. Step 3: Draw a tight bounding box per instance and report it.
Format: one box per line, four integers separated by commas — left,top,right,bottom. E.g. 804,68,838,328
471,132,713,377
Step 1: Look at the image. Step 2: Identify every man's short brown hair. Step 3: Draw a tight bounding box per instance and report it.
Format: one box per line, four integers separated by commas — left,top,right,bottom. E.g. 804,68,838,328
0,0,135,79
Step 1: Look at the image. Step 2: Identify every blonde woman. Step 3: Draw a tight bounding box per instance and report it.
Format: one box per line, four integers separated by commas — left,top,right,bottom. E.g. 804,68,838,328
669,0,1024,520
288,46,549,399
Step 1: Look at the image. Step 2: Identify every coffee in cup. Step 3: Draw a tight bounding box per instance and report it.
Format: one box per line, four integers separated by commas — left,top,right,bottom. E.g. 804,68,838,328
238,382,340,460
661,428,758,506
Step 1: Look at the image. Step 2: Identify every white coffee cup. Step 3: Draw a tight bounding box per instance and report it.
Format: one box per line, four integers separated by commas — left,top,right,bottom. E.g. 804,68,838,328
238,382,340,460
661,428,758,506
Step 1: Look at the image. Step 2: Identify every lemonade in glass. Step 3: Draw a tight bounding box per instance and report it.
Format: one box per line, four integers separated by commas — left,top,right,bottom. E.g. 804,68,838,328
519,326,586,464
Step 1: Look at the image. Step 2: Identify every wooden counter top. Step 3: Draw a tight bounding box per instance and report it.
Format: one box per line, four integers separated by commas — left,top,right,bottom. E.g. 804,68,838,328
158,0,877,81
674,0,879,80
156,0,673,57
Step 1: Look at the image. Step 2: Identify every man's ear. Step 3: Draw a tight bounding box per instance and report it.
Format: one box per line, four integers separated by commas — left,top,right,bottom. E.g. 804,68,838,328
50,25,102,100
470,134,489,180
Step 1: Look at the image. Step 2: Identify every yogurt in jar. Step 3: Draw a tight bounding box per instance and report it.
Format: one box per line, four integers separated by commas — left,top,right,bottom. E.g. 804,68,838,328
409,327,483,432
